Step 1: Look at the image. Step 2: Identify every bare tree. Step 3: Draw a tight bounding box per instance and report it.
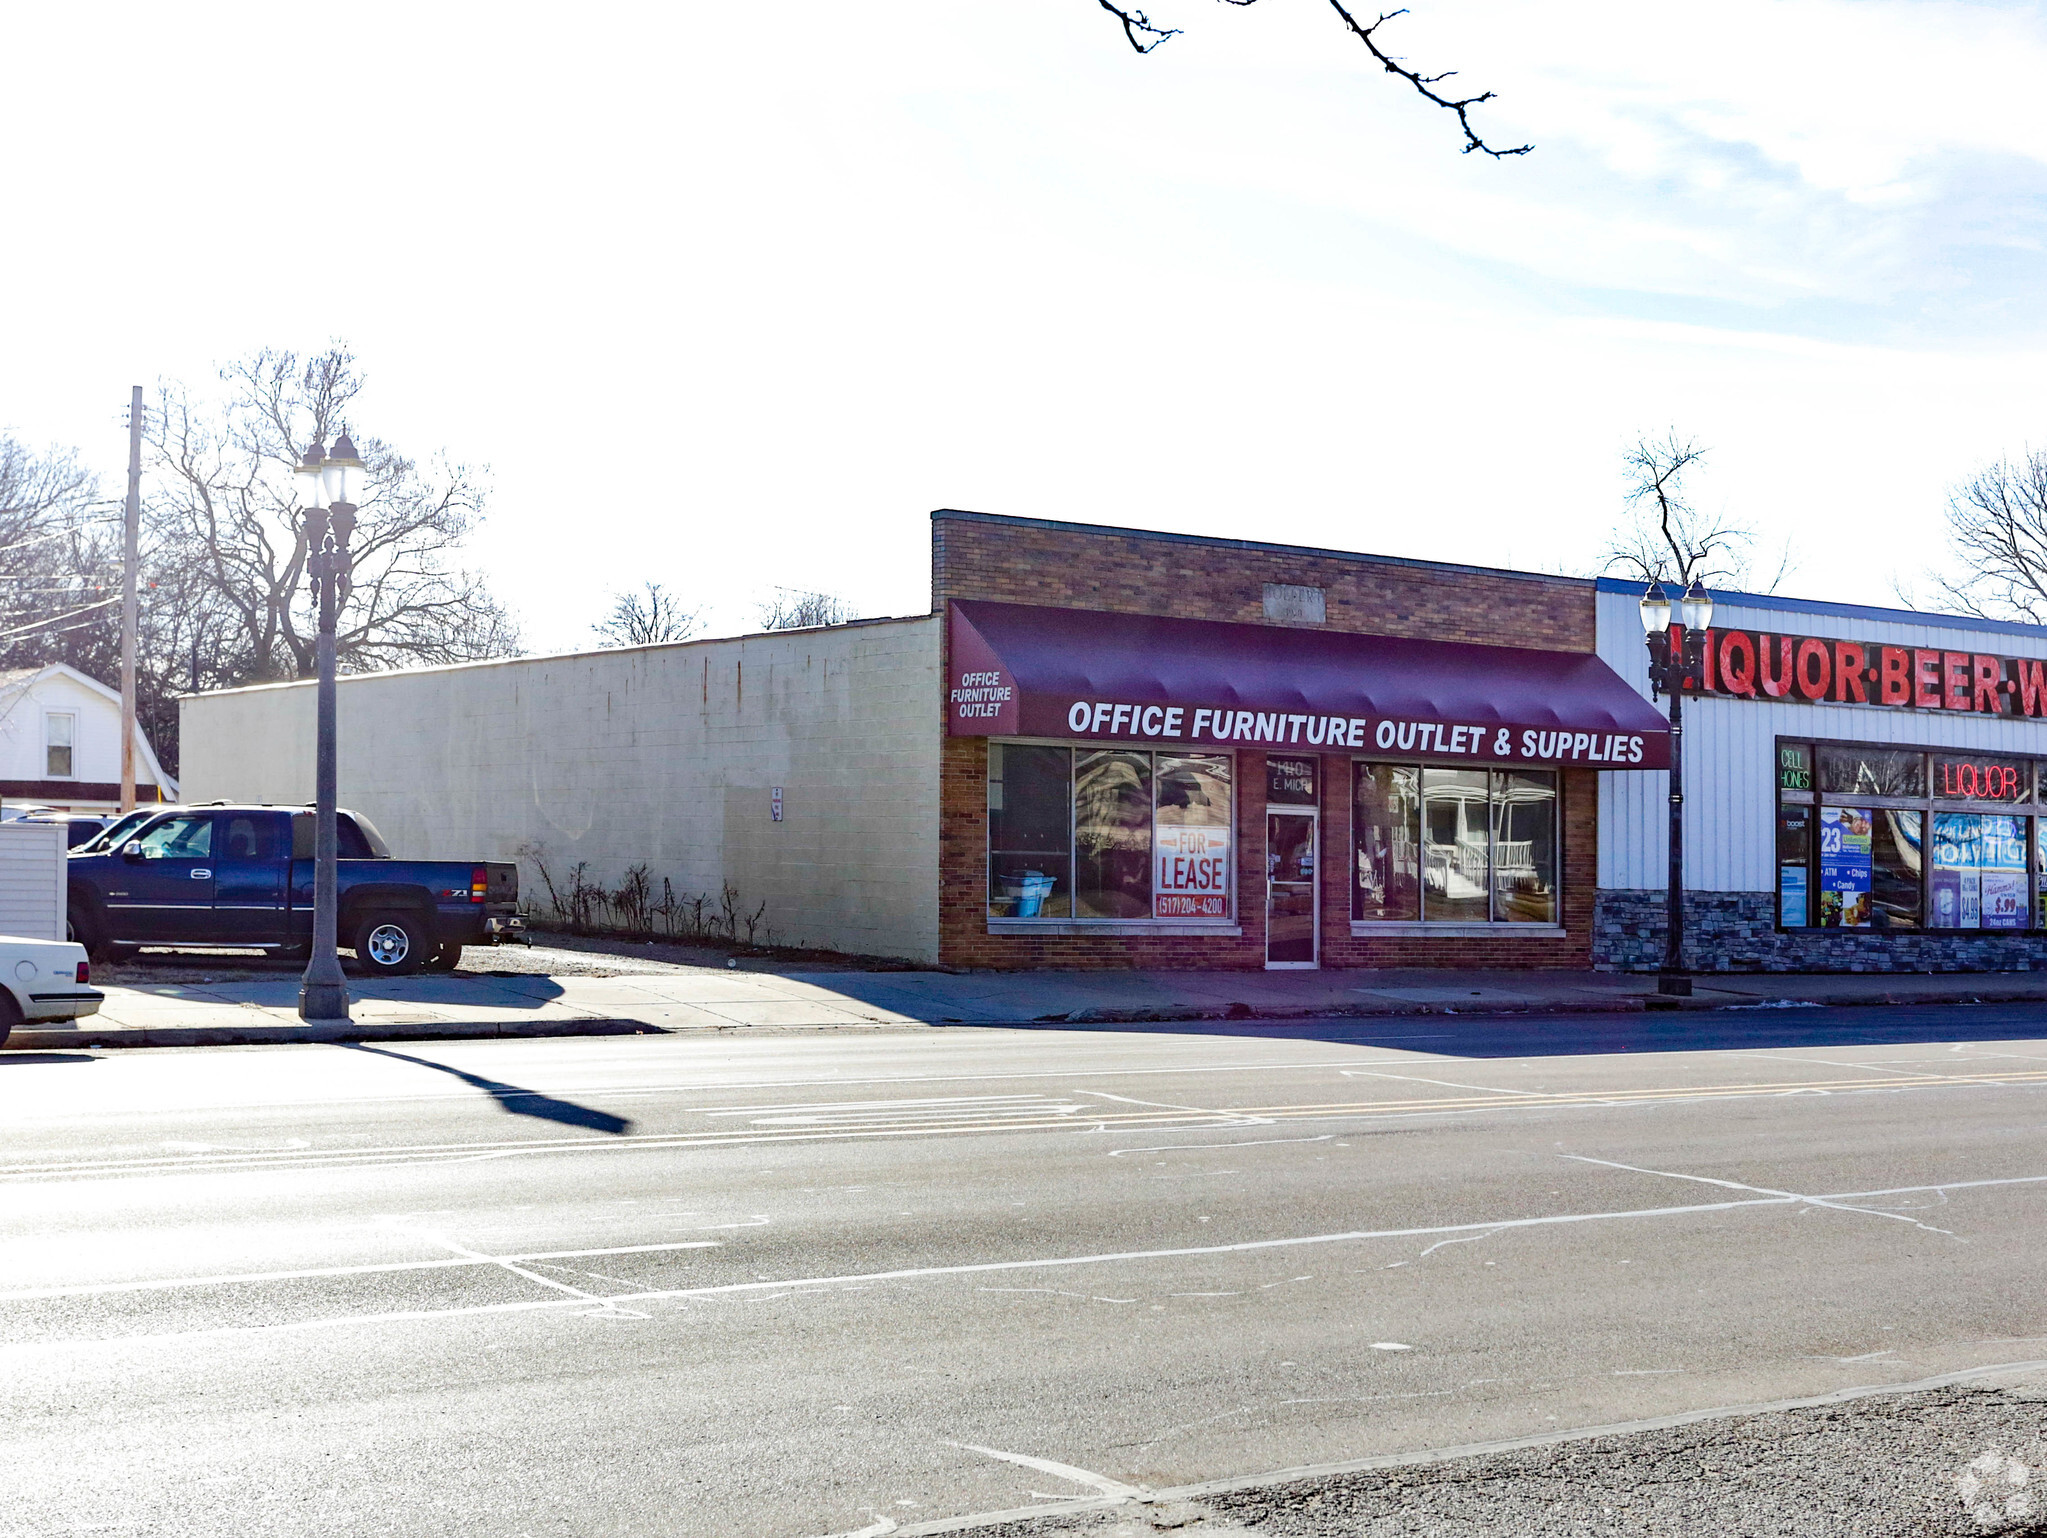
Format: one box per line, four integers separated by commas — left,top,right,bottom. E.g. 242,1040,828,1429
145,345,520,685
1096,1,1531,158
1919,450,2047,623
593,582,703,647
755,588,857,631
1603,431,1790,594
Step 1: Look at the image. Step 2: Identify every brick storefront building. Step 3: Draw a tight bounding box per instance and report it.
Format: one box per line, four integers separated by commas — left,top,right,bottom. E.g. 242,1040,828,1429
932,510,1665,971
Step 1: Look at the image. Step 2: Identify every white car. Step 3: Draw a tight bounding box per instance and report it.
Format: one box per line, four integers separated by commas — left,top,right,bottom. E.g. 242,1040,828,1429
0,936,102,1047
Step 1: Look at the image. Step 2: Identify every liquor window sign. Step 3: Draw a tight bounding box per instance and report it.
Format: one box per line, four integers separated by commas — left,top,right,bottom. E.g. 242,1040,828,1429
1682,627,2047,717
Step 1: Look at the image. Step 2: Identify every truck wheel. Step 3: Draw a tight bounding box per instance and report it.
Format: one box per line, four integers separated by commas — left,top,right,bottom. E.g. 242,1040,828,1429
351,911,426,977
0,989,19,1049
422,943,461,973
67,909,128,965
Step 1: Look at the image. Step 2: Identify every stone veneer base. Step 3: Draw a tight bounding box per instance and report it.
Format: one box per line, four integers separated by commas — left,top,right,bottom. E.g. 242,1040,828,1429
1594,889,2047,973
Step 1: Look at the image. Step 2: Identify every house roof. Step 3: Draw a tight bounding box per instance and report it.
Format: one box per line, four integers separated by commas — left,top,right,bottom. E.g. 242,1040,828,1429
0,662,176,793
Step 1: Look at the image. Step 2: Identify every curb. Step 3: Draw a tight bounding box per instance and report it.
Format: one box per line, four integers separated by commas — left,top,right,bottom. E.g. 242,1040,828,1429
5,1017,666,1050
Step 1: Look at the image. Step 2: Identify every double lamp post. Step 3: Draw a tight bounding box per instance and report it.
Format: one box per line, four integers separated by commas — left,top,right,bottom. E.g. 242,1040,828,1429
293,433,363,1024
1638,577,1714,998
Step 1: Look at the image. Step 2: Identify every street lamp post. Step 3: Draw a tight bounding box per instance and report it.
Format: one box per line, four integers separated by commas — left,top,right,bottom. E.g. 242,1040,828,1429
295,433,364,1023
1640,577,1714,998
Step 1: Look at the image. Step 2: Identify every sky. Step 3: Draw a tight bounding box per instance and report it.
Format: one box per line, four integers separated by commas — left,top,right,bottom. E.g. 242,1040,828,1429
4,0,2047,654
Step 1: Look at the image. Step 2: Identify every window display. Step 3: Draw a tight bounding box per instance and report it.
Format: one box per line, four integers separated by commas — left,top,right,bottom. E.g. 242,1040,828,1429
1353,764,1420,921
1779,739,2040,933
1354,763,1555,924
988,745,1234,922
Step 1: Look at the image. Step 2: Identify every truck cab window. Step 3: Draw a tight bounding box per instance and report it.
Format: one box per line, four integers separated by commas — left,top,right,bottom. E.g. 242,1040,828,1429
222,815,283,862
136,816,212,860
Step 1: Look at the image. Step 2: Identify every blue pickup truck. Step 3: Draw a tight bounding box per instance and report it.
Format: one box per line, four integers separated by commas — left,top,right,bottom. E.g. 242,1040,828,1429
65,805,524,974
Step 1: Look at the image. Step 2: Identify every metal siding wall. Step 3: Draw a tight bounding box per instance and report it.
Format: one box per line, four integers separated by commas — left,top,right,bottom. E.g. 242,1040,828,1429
1597,590,2047,894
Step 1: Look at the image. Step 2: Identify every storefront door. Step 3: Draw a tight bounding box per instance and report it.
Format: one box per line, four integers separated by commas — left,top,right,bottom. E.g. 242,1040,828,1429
1266,810,1317,967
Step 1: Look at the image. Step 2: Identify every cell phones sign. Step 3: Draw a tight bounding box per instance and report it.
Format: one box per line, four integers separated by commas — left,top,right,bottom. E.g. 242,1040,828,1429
1156,825,1231,918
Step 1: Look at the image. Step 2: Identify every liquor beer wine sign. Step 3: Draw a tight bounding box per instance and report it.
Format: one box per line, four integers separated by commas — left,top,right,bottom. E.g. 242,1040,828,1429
1679,626,2047,717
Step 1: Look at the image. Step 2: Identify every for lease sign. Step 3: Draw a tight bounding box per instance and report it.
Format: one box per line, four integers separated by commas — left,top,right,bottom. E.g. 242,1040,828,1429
1155,825,1230,918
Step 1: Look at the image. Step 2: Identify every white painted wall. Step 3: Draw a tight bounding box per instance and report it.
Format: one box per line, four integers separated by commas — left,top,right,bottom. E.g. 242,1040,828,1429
178,617,945,962
0,820,67,940
1597,586,2047,892
0,666,171,806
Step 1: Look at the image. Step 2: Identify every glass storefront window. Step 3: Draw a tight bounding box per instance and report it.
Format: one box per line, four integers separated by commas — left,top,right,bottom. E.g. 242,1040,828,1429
988,744,1074,918
1074,750,1153,919
1491,771,1558,923
1778,742,1814,792
1817,806,1874,927
1422,768,1491,922
1353,764,1420,921
1817,746,1925,798
1267,756,1318,807
1778,804,1811,926
1871,810,1922,930
1931,812,2030,929
989,745,1234,923
1355,763,1555,924
1780,736,2044,933
1155,755,1233,919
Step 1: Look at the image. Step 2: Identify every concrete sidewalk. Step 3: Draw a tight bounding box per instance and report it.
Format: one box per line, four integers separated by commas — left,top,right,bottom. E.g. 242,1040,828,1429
12,958,2047,1049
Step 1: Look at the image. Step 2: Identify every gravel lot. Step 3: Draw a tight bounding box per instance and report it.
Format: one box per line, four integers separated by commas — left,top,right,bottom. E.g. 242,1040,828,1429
972,1385,2047,1538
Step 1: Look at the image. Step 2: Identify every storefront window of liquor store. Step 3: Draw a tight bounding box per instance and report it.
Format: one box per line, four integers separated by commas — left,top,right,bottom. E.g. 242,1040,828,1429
1778,803,1812,925
1817,745,1925,798
986,744,1234,923
1778,738,2041,931
1354,762,1557,924
1931,813,2030,930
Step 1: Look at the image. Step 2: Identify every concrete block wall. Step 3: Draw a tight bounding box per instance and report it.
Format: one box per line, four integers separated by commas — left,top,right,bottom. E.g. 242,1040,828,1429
179,617,944,963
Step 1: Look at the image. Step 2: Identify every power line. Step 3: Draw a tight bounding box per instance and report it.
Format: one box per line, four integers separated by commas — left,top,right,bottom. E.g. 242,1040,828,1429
0,595,122,642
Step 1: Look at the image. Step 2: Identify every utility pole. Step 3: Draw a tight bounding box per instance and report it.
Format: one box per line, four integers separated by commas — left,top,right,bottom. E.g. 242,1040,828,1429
119,386,142,812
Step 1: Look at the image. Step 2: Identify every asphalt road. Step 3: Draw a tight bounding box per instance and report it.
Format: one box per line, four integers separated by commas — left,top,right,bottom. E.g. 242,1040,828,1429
3,1005,2046,1537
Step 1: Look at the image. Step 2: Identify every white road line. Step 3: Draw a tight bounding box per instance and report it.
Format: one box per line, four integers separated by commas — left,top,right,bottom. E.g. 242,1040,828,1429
0,1055,1443,1122
943,1442,1146,1499
1081,1090,1268,1125
0,1241,722,1303
1825,1173,2047,1199
0,1192,1803,1345
405,1227,639,1315
1338,1068,1547,1097
1721,1052,1932,1078
1107,1136,1332,1158
11,1074,2046,1184
1560,1154,1962,1239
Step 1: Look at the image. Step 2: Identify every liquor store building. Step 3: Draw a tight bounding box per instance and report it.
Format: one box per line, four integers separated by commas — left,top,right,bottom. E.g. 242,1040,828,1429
1593,579,2047,971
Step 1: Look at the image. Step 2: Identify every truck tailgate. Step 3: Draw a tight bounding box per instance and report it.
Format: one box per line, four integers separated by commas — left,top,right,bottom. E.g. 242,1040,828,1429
486,862,518,904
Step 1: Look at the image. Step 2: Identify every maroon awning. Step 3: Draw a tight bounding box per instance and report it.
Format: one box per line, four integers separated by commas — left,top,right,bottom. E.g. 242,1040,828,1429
948,601,1670,770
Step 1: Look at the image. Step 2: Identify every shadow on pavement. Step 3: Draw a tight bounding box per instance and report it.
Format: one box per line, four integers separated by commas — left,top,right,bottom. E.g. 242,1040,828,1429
340,1043,634,1133
994,1002,2047,1058
0,1052,100,1065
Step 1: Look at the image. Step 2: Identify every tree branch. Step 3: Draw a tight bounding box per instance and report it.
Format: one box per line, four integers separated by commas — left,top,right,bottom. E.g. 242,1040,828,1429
1096,0,1180,52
